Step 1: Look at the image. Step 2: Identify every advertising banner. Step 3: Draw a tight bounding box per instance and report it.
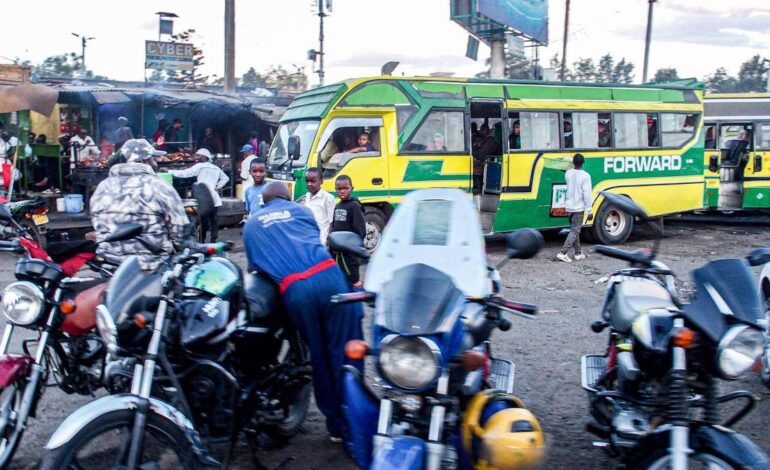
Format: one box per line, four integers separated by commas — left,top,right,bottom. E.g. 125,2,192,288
477,0,548,45
145,41,194,71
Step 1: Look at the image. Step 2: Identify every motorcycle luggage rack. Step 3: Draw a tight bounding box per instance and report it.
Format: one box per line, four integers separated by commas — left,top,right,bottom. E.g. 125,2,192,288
489,358,515,394
581,355,607,393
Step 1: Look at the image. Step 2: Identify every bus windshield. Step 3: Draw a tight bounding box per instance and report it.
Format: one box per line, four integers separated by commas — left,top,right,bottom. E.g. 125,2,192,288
268,120,320,168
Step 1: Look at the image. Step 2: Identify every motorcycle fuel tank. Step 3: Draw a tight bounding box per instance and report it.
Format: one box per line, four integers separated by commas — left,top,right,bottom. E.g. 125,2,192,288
183,258,240,298
607,277,674,334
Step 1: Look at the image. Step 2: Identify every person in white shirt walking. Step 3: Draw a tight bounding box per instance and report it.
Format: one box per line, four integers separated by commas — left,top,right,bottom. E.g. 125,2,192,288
557,153,594,263
164,148,229,242
303,167,335,244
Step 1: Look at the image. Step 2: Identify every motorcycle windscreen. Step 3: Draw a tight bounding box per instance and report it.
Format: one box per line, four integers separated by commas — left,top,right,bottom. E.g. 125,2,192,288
105,256,162,324
365,188,489,299
376,264,466,335
682,258,763,342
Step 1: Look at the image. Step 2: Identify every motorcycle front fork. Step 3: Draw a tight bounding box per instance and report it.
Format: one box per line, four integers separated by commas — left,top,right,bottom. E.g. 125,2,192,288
669,318,692,470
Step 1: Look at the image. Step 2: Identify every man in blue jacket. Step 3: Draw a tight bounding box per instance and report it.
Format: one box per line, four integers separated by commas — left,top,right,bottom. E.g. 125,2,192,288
243,182,363,442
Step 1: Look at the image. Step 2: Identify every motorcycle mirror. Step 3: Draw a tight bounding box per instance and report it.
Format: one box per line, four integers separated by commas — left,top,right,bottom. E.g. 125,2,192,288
599,191,649,221
747,247,770,266
104,223,143,243
327,231,370,259
505,228,544,260
0,204,12,224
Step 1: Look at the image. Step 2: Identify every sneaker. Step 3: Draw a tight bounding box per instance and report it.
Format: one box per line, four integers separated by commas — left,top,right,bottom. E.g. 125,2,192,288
574,253,586,260
556,252,572,263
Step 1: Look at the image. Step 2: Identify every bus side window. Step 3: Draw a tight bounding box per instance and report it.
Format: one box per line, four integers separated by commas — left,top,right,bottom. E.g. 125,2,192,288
704,125,716,150
755,123,770,150
569,112,606,148
517,112,559,151
661,113,697,147
404,110,465,153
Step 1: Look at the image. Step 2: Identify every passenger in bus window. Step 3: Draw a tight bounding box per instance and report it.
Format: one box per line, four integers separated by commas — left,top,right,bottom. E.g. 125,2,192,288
563,120,574,148
647,116,659,147
349,132,375,153
510,120,521,149
426,133,446,151
598,120,611,148
725,129,750,166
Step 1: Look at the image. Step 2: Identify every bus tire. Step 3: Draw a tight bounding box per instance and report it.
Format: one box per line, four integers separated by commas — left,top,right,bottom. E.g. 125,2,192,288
590,199,634,245
363,206,386,253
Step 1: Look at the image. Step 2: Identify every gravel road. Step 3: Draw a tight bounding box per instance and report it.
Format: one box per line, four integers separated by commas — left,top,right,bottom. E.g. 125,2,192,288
3,220,770,470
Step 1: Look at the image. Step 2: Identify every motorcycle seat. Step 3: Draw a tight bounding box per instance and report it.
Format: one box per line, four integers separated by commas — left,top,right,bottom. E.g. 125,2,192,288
47,240,97,263
243,272,281,322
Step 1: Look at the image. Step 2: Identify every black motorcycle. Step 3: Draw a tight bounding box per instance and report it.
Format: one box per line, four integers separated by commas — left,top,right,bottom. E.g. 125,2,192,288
2,196,48,247
582,192,770,469
42,223,312,469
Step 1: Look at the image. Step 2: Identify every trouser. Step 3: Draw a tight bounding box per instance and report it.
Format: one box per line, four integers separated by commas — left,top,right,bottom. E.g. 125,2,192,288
282,267,364,437
561,211,584,255
200,206,219,242
334,251,361,285
472,174,483,195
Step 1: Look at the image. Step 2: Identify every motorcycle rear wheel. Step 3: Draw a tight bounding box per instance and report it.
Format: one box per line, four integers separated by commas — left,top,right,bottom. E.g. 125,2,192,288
262,336,312,443
640,452,735,469
41,409,199,470
0,380,26,469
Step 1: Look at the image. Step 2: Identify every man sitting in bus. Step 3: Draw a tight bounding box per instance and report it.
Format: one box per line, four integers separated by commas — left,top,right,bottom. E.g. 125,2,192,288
509,120,521,150
564,120,574,148
724,129,750,169
348,132,376,153
598,120,611,148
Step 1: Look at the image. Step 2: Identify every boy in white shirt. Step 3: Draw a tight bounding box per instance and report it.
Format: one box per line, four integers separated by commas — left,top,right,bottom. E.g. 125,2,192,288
557,153,594,263
303,167,335,244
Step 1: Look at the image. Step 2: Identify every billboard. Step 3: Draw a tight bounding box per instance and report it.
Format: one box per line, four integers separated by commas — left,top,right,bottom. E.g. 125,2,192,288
145,41,194,71
477,0,548,45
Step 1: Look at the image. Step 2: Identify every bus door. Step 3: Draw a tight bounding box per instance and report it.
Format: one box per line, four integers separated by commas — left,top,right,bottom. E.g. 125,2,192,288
747,121,770,209
469,99,505,233
716,122,753,209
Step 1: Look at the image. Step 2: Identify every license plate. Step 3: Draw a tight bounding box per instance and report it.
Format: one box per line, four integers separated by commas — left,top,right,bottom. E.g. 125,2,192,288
32,214,48,226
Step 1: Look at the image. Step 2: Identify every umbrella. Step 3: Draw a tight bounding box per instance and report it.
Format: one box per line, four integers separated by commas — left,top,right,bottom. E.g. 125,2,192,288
0,84,59,116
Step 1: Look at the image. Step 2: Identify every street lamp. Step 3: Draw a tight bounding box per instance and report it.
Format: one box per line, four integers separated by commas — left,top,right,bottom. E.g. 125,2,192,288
71,33,95,73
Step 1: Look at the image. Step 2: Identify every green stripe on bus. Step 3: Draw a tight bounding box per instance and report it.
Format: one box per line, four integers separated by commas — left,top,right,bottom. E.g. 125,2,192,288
402,160,469,182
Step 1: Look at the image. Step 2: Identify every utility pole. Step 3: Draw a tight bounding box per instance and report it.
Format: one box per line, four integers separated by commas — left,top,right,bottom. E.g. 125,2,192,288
642,0,657,83
560,0,570,81
224,0,236,94
317,0,328,86
71,33,95,73
490,38,505,79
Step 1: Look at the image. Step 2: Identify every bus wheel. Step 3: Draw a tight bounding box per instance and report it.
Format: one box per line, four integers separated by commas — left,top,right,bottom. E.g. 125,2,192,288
363,207,386,253
590,200,634,245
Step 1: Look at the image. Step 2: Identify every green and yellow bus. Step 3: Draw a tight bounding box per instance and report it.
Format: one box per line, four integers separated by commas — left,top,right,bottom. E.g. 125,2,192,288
266,76,705,248
703,93,770,210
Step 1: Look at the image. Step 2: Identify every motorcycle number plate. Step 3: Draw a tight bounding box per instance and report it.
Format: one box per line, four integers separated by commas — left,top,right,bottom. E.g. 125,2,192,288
32,214,48,226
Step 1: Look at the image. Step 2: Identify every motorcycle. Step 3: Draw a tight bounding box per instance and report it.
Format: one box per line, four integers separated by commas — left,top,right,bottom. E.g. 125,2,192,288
1,196,49,248
43,223,312,469
329,188,547,470
582,191,770,469
0,203,118,469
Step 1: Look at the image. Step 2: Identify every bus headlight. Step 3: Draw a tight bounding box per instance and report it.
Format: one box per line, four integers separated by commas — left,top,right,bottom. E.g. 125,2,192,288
718,325,763,379
1,282,44,326
379,335,440,390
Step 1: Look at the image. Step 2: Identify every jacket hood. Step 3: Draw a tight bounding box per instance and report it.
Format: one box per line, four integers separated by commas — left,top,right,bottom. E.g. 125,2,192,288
109,162,158,178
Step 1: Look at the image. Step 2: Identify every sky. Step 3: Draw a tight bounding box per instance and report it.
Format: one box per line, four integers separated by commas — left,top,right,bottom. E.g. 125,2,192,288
2,0,769,87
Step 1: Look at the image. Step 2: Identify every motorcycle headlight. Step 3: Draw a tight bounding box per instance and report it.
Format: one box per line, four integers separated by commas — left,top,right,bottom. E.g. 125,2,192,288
95,304,118,354
1,281,44,326
718,325,763,379
379,335,440,390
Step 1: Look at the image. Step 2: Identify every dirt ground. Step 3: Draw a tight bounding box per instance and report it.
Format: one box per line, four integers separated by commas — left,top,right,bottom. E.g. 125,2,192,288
3,219,770,470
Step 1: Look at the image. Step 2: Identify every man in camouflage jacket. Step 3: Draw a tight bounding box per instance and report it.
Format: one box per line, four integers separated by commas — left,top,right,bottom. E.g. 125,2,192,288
91,139,189,271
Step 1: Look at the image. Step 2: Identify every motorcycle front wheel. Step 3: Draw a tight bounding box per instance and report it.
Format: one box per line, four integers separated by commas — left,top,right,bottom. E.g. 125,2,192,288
262,335,312,443
0,380,26,469
640,452,735,469
41,409,199,470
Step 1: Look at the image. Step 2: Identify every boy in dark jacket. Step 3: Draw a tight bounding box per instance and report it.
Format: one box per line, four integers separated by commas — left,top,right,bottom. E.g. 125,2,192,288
330,174,367,287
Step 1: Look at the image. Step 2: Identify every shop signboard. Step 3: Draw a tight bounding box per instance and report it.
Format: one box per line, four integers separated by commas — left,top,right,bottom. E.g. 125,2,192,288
145,41,194,71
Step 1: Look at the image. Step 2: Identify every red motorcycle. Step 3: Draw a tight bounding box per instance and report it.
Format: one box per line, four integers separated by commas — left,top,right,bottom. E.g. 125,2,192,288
0,203,117,469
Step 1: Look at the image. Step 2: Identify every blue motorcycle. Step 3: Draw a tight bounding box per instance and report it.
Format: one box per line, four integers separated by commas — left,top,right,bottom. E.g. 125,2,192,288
329,188,546,470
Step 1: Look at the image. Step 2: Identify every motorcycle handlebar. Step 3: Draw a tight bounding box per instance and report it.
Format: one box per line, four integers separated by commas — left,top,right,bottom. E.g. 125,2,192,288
0,239,23,253
331,291,376,304
595,245,651,266
484,296,538,315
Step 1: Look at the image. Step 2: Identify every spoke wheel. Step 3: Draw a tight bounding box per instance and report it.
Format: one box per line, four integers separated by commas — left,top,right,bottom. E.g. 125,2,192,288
760,296,770,387
0,381,25,468
643,452,735,469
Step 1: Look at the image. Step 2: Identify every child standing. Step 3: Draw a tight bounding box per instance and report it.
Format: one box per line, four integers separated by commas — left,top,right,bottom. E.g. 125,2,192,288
303,167,336,244
330,175,367,287
557,153,593,263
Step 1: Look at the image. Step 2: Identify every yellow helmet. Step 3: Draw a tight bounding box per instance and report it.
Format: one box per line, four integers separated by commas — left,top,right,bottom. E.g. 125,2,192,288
462,390,545,470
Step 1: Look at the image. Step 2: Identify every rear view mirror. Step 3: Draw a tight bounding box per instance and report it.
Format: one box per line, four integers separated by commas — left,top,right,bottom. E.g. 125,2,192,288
0,204,12,224
287,136,301,160
747,248,770,266
327,231,370,259
104,223,143,243
599,191,648,221
505,228,544,260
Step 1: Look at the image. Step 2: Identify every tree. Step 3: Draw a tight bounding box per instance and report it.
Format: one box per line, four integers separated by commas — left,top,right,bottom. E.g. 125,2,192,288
165,29,209,86
241,67,266,88
612,58,635,84
148,69,165,83
32,53,106,80
569,58,597,82
653,68,679,82
263,65,308,92
597,54,614,83
705,67,738,93
736,55,769,92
